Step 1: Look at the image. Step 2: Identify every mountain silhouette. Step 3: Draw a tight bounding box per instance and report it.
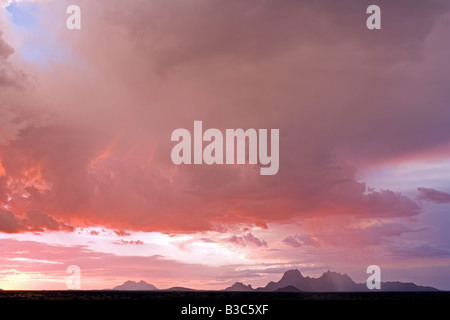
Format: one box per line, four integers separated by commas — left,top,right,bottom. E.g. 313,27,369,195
113,280,158,291
274,285,303,292
112,269,438,292
223,282,253,292
380,281,437,292
162,286,196,292
253,269,438,292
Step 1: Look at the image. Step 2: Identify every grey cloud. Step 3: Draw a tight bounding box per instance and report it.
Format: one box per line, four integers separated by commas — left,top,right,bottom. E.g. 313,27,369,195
0,209,73,234
228,233,267,248
388,242,450,258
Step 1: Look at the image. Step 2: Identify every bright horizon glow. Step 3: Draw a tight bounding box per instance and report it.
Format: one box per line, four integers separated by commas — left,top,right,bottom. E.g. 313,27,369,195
362,159,450,194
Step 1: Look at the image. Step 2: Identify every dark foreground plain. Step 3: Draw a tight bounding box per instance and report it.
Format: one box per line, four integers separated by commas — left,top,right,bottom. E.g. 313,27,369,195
0,291,448,319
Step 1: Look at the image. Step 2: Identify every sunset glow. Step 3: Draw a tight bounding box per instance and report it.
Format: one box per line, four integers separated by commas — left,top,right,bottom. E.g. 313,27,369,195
1,0,450,291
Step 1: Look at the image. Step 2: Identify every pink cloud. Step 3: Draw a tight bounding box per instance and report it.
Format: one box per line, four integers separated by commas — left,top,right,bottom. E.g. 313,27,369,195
0,1,446,246
388,242,450,259
318,222,421,247
417,187,450,204
114,230,131,237
0,209,72,233
0,31,27,88
283,234,320,248
228,232,267,248
114,239,143,245
0,210,19,233
0,31,13,59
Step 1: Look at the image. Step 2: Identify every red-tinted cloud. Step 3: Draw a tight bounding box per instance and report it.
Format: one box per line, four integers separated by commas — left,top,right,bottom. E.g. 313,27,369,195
0,209,72,233
0,0,449,235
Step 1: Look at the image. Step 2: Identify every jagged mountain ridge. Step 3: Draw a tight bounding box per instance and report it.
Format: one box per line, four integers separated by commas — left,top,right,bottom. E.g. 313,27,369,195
228,269,438,292
255,269,365,292
112,269,439,292
112,280,158,291
223,282,253,292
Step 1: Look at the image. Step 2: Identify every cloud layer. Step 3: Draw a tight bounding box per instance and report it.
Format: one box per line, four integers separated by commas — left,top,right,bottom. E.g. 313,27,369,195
1,0,449,234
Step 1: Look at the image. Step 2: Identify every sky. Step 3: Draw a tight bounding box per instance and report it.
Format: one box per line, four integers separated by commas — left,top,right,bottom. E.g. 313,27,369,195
0,0,450,290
